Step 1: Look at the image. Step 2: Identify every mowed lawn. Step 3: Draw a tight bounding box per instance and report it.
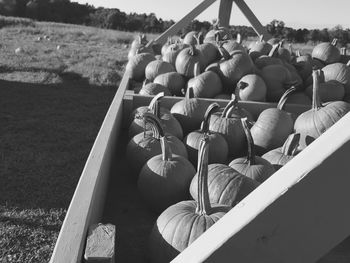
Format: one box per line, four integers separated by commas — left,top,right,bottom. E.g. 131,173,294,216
0,16,149,262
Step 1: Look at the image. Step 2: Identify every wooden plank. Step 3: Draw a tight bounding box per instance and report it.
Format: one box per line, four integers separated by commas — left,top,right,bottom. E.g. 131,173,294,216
123,90,310,121
172,112,350,262
50,74,130,263
218,0,233,28
233,0,271,40
150,0,218,46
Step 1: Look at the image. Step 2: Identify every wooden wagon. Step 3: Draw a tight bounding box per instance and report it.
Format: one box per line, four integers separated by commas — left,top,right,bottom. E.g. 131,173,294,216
50,1,350,262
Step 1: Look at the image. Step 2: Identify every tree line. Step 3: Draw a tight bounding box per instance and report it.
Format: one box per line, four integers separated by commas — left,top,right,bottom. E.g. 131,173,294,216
0,0,349,45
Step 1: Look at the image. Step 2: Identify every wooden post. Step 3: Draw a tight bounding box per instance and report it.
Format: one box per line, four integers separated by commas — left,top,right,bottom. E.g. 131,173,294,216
151,0,217,46
218,0,234,28
233,0,272,40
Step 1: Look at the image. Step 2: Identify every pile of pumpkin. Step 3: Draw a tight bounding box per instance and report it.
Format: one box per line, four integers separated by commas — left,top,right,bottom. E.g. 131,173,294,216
125,62,350,261
125,25,350,105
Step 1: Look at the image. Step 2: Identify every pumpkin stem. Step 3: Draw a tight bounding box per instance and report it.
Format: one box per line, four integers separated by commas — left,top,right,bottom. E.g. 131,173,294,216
241,117,256,165
143,113,165,140
218,45,231,60
346,60,350,67
341,47,347,56
331,38,338,46
236,33,242,44
281,133,300,156
148,92,165,113
195,136,211,215
160,136,173,161
296,50,301,57
312,70,322,110
194,62,201,78
277,86,297,110
221,99,236,118
185,87,195,100
201,103,220,133
258,34,264,43
142,78,151,87
189,45,197,56
268,43,279,57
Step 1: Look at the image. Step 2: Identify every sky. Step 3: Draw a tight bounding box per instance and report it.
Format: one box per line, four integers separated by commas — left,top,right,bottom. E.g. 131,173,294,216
74,0,350,30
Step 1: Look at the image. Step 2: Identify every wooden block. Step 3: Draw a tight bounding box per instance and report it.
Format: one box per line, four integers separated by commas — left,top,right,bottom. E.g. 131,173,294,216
84,223,115,263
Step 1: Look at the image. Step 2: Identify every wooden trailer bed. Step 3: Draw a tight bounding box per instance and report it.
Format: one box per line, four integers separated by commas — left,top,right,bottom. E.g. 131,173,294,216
50,1,350,262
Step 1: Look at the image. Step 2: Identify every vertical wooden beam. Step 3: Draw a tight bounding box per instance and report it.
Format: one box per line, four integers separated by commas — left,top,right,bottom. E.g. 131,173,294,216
152,0,218,46
218,0,233,28
233,0,271,40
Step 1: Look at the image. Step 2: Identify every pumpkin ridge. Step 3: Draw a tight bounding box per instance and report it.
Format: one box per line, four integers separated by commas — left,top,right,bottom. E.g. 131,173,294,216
311,112,323,137
169,211,193,248
185,213,199,247
232,175,245,205
323,106,338,126
217,172,241,205
315,110,328,136
160,210,188,237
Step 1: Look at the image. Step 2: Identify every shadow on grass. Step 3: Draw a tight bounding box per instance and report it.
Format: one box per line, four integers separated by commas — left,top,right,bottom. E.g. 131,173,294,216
0,78,117,210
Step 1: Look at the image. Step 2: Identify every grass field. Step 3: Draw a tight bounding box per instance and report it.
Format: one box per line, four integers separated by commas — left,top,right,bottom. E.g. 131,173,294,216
0,16,160,262
0,15,329,263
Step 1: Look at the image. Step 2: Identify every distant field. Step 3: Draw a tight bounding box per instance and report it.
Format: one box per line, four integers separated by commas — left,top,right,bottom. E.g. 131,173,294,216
0,15,341,263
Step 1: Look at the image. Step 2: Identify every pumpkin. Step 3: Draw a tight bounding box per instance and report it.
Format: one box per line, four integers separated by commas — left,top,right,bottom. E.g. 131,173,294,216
145,60,175,81
249,35,273,61
189,162,259,207
153,72,186,96
222,39,246,55
137,113,195,213
305,80,344,102
196,41,220,68
254,43,283,69
204,20,232,43
262,133,300,170
312,38,341,65
148,137,230,263
125,52,155,81
322,61,350,101
175,45,203,78
229,118,275,183
276,41,292,62
294,69,350,149
250,87,296,155
184,103,228,166
209,95,253,158
218,47,255,93
138,80,172,96
128,35,153,60
183,31,199,45
294,50,313,81
162,42,188,67
128,93,183,139
126,113,188,176
170,87,212,135
261,64,295,102
187,62,223,98
161,37,174,56
236,74,267,102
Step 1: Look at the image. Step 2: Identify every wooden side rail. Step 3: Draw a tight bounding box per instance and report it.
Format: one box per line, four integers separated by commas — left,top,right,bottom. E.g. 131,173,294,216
50,74,130,263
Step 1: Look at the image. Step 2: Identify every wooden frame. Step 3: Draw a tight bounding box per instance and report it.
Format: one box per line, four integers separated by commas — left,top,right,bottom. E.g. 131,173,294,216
151,0,271,46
